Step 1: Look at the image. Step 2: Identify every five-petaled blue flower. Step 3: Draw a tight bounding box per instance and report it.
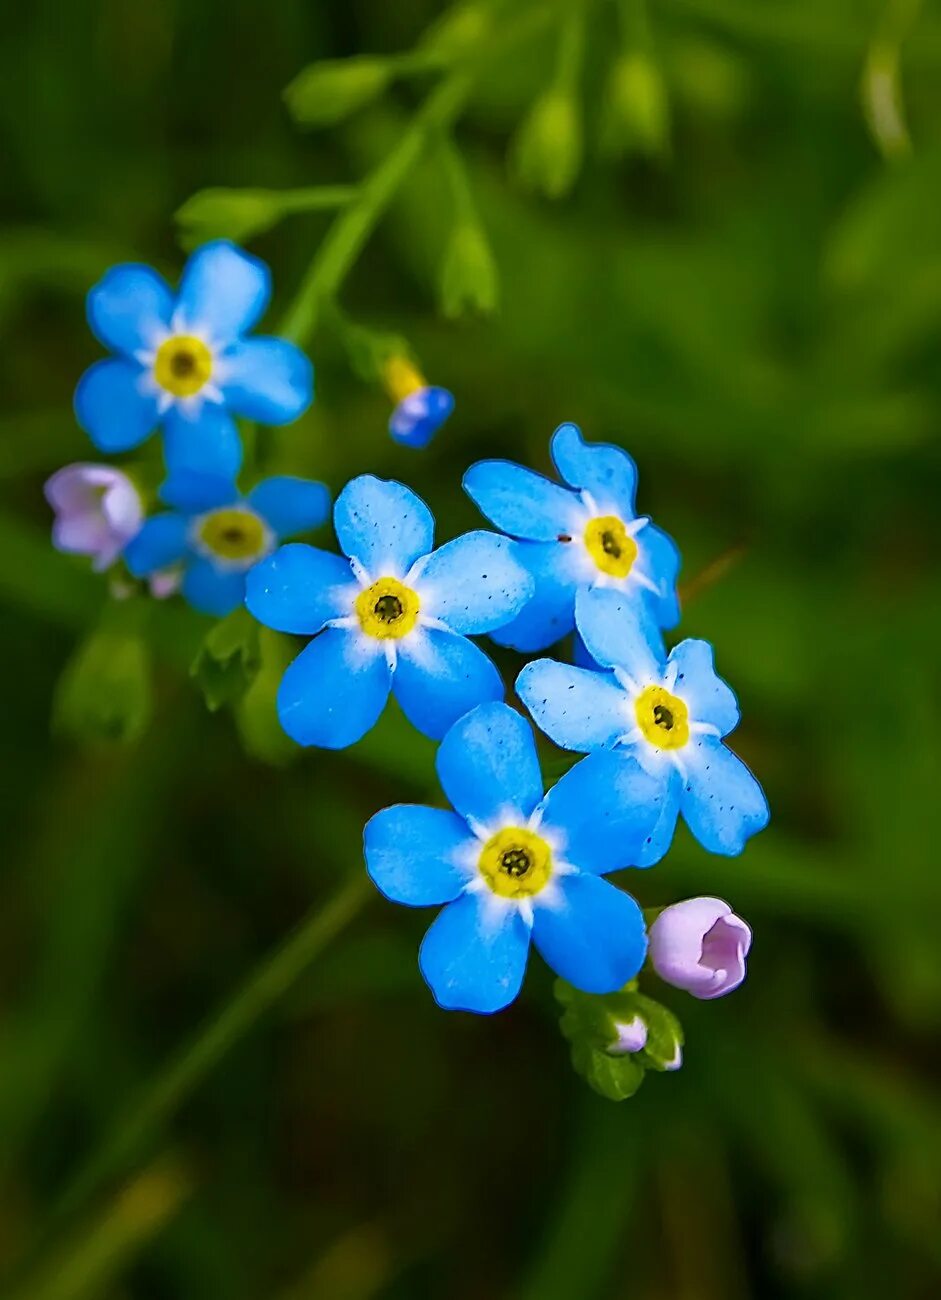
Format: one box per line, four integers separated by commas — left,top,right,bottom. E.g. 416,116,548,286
517,587,769,861
124,471,329,617
245,475,534,748
364,702,664,1013
75,240,313,481
463,422,680,652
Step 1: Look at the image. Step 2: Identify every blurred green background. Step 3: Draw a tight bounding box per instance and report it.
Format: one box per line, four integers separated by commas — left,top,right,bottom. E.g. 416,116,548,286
2,0,941,1296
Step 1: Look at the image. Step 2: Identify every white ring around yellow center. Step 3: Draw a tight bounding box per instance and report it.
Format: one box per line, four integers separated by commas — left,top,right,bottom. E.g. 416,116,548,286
584,515,637,579
154,335,213,398
355,577,421,639
634,684,690,750
197,508,268,565
478,826,553,899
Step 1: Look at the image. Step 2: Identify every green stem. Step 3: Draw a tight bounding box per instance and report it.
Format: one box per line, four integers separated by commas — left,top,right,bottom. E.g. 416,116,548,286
277,185,359,213
279,1,561,347
46,877,368,1229
439,134,479,227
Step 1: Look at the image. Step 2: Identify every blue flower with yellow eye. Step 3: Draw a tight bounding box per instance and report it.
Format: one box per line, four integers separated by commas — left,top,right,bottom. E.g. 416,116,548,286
516,587,769,861
245,475,534,748
365,702,664,1014
124,471,329,617
463,421,680,652
74,240,313,480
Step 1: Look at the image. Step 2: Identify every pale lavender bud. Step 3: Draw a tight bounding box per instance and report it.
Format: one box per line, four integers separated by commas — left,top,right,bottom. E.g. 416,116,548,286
149,569,182,600
606,1014,648,1056
45,464,143,571
649,897,752,1000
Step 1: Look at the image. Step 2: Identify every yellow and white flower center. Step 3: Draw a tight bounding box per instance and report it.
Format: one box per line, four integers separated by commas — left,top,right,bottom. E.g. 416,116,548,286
196,507,269,567
583,515,638,579
634,683,690,750
355,577,421,640
477,826,553,899
154,335,213,398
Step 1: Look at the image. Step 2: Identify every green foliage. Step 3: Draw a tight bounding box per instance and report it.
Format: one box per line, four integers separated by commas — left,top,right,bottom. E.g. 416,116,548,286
601,53,671,159
510,89,584,199
439,222,499,317
190,607,261,713
52,603,154,744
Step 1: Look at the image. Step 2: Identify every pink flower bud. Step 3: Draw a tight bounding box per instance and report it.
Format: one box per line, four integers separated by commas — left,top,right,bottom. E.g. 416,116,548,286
45,464,143,571
606,1014,648,1055
649,897,751,1000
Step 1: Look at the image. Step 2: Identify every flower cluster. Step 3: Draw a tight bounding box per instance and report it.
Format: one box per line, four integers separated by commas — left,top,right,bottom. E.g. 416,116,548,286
47,243,769,1096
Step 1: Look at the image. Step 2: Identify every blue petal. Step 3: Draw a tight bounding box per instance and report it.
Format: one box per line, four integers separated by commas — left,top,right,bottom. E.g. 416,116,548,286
87,264,174,356
176,240,270,342
516,659,626,753
637,522,681,628
333,475,434,576
245,544,355,635
277,629,391,749
634,769,681,867
680,737,770,855
389,386,454,449
490,540,580,652
393,628,503,740
550,422,638,519
123,514,189,577
436,701,543,826
669,639,739,737
248,476,330,539
364,805,472,906
182,558,246,616
220,337,314,424
532,873,646,993
419,892,530,1014
74,360,158,453
539,750,665,873
574,586,664,678
159,471,237,514
463,460,581,541
163,405,243,480
416,531,533,634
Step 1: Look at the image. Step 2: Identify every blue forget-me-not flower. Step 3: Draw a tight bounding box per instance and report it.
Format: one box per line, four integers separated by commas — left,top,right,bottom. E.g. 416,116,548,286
125,470,329,617
463,422,680,651
75,240,313,480
517,587,769,861
245,475,534,748
365,702,665,1013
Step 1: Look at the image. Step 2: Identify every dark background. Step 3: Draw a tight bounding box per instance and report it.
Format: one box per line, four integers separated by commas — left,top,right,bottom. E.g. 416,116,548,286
1,1,940,1296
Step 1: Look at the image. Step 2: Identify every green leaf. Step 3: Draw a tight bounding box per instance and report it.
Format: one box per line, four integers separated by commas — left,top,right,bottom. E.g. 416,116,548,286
284,57,391,128
633,992,685,1072
175,189,288,248
556,980,647,1102
190,608,261,713
234,627,298,765
53,608,154,745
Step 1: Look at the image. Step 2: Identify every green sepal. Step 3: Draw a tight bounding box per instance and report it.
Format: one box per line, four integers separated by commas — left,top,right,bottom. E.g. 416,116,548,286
556,980,685,1100
284,57,391,128
600,53,671,160
190,608,261,713
234,628,298,765
52,601,154,745
439,222,500,319
510,90,583,200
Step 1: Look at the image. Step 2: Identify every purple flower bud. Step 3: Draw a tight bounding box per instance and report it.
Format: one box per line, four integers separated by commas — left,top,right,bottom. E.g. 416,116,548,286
606,1014,648,1055
45,464,143,571
649,897,752,1000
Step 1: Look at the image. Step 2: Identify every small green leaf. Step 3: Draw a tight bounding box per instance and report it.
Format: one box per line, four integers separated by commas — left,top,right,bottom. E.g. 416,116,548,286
53,614,154,745
284,57,391,128
634,992,684,1072
235,627,298,765
190,608,261,713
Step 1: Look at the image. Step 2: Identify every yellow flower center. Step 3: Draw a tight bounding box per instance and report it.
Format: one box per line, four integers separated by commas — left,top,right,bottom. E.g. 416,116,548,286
635,684,690,750
198,508,268,563
355,577,421,639
584,515,637,578
478,827,553,899
154,335,213,397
